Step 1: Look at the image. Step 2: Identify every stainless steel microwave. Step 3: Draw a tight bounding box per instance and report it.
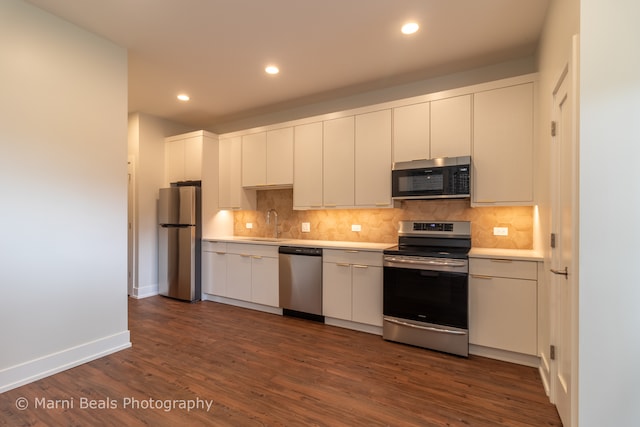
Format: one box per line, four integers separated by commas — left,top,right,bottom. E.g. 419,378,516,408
391,156,471,200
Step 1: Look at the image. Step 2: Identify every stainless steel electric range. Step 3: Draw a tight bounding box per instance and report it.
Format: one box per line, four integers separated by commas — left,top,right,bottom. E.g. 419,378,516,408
383,220,471,357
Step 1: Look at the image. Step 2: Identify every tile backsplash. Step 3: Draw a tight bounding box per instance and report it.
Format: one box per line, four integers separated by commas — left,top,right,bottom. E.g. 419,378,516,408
232,189,533,249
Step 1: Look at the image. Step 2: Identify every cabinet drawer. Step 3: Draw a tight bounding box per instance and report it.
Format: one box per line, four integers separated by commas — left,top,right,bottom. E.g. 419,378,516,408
203,240,227,253
323,249,383,266
226,243,278,258
470,258,537,280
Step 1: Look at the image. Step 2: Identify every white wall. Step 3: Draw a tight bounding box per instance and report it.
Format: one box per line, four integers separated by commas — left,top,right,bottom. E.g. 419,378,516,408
128,113,191,298
212,57,536,134
0,0,130,391
580,1,640,425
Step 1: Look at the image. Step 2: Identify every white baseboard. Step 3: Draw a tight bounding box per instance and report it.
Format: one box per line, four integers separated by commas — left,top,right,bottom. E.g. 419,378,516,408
0,331,131,393
324,317,383,336
129,284,158,299
202,294,283,316
469,344,540,367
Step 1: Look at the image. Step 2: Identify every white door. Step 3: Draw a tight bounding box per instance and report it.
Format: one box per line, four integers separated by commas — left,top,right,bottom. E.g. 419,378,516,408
550,36,579,427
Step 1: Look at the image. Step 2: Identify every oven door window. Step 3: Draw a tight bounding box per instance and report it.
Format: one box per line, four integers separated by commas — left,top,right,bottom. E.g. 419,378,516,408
383,267,468,329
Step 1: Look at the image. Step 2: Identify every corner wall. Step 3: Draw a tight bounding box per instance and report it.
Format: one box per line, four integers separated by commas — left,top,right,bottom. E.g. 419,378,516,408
127,113,191,298
579,1,640,425
0,0,130,391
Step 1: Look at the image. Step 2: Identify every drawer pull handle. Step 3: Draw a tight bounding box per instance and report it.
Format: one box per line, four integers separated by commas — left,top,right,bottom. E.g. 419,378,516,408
353,264,368,269
470,274,493,280
345,250,359,253
215,251,226,255
490,259,513,263
252,256,262,260
336,263,350,267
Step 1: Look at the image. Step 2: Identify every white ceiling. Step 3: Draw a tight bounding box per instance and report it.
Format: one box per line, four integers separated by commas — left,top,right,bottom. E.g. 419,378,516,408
26,0,550,129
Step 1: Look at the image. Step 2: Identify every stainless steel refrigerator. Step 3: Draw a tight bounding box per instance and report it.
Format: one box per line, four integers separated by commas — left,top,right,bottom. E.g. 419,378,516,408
158,183,201,302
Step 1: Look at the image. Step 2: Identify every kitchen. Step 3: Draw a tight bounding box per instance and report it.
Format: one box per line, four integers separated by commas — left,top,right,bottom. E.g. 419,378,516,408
160,71,543,370
2,1,640,426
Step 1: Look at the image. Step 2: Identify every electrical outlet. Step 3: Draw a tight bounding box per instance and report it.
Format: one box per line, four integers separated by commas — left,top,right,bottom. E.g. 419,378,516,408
493,227,508,236
351,224,362,232
246,222,253,229
301,222,311,233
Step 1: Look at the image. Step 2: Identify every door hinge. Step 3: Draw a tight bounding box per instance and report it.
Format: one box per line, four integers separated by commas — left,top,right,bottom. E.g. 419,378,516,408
550,345,556,361
550,233,556,248
551,121,557,137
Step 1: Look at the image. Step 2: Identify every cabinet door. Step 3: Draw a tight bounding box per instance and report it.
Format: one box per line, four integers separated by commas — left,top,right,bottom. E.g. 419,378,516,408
351,265,383,326
251,255,279,307
393,102,430,162
322,262,352,320
241,132,267,187
473,83,534,205
469,275,537,355
266,127,293,186
183,136,203,181
165,140,185,184
202,251,227,296
219,137,256,210
355,110,392,207
293,122,323,209
323,116,354,207
226,253,252,301
431,95,471,158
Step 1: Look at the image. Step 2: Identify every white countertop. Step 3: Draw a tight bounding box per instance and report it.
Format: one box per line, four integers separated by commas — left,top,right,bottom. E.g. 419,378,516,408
469,247,544,261
204,236,394,251
205,236,544,260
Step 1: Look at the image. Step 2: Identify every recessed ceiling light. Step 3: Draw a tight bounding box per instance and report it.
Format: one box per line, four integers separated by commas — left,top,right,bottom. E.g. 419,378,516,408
177,94,190,101
401,22,419,35
265,65,279,75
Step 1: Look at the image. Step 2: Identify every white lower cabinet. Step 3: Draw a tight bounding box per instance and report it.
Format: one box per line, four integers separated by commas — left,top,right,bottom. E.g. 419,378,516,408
226,252,253,302
202,241,227,297
203,242,279,308
469,258,538,356
249,255,279,307
322,249,383,327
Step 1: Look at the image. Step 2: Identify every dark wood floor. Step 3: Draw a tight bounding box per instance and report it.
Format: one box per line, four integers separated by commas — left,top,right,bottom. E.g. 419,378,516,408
1,296,562,426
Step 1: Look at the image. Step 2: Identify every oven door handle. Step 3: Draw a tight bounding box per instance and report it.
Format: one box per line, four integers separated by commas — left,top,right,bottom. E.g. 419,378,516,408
384,257,466,268
383,317,467,335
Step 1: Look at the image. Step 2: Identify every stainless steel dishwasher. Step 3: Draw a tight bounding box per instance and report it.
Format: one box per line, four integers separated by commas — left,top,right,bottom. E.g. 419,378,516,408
278,246,323,322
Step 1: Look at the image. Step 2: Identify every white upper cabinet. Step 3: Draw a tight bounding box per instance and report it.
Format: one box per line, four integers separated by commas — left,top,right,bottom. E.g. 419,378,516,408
241,128,293,188
293,121,323,209
355,109,392,207
241,132,267,188
473,83,534,205
430,95,471,158
164,131,204,185
266,127,294,186
323,116,355,208
393,102,430,163
219,136,256,210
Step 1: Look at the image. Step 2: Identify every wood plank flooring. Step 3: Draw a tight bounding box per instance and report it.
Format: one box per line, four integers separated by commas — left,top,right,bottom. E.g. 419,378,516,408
1,296,562,426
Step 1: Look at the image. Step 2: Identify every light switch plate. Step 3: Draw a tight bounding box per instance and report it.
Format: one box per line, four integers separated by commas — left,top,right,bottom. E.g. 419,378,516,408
301,222,311,233
246,222,253,229
351,224,362,232
493,227,508,236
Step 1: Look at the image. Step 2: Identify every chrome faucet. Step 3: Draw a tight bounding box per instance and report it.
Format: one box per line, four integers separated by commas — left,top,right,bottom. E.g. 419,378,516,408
266,208,279,238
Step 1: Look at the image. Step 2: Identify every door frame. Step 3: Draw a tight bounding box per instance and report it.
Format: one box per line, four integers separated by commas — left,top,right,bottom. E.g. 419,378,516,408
549,34,580,427
127,156,136,297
